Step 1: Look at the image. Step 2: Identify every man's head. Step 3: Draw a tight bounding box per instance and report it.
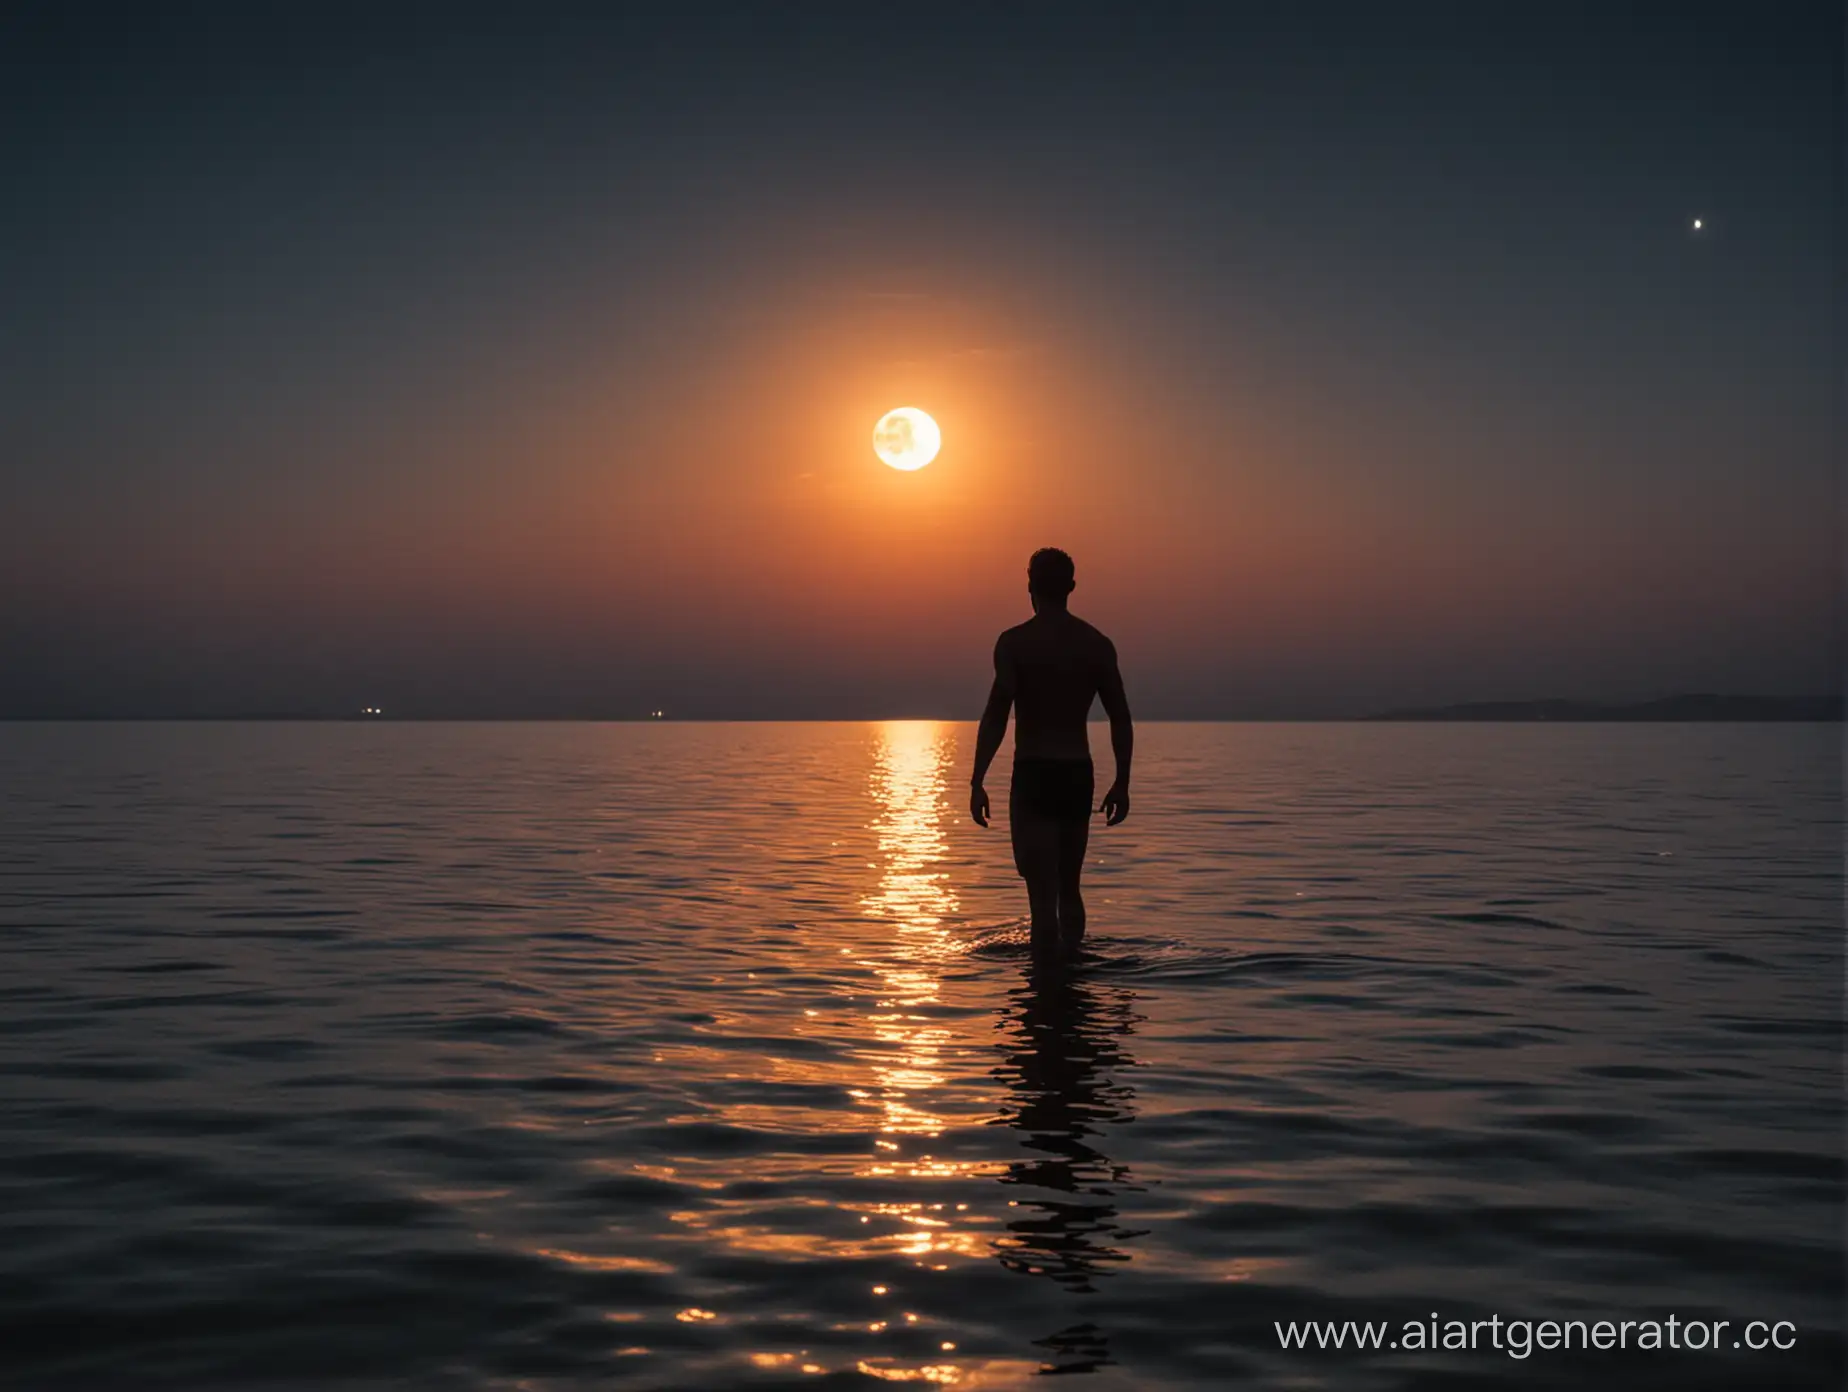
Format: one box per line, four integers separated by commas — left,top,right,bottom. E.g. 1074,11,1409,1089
1027,547,1076,609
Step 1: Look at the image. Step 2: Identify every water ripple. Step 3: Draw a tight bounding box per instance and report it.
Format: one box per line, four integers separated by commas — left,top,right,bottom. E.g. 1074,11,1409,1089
0,720,1839,1389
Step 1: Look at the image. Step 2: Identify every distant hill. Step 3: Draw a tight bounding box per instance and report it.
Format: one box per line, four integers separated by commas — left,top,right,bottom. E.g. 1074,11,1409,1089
1367,694,1842,722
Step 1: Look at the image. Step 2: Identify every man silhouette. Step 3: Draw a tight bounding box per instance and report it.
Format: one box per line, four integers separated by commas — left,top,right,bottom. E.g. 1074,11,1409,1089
971,548,1133,965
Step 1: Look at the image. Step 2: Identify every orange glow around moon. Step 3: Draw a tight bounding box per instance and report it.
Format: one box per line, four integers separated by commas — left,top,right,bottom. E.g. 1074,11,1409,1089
873,408,942,471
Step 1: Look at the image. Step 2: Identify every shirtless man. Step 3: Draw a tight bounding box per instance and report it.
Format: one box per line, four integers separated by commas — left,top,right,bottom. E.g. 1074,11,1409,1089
970,548,1133,966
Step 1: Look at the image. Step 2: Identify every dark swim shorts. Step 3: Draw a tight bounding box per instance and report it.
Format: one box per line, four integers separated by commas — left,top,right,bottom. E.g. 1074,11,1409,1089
1009,757,1095,821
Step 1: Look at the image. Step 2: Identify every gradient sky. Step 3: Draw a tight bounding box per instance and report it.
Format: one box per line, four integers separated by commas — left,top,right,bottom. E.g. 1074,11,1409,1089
2,2,1839,717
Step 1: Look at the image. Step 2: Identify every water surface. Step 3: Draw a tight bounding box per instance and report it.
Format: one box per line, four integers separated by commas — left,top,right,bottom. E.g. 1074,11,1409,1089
1,722,1840,1388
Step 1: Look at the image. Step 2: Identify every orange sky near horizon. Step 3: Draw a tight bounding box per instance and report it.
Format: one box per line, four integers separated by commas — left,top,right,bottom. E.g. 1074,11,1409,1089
11,251,1830,719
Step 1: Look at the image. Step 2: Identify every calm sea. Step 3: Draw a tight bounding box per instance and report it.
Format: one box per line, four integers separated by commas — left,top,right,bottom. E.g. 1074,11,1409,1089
1,722,1840,1390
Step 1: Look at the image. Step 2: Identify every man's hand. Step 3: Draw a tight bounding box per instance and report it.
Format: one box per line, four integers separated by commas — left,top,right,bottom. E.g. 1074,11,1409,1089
1099,782,1130,826
970,782,991,827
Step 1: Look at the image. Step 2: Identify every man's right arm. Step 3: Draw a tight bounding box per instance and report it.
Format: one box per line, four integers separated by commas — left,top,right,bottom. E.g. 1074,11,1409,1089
970,636,1014,827
1097,640,1133,825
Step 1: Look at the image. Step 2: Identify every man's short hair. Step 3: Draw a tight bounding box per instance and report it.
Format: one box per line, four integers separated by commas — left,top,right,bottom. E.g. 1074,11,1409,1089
1027,547,1075,596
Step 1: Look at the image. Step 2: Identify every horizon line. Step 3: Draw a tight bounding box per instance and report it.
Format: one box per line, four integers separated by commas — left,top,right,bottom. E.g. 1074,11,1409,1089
1,695,1840,726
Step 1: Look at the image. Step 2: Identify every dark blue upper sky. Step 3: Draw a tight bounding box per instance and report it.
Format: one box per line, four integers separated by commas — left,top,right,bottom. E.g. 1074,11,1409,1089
1,2,1838,716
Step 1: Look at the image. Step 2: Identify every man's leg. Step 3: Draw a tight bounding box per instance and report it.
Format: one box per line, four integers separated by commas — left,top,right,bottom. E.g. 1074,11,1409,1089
1010,803,1064,965
1055,814,1091,960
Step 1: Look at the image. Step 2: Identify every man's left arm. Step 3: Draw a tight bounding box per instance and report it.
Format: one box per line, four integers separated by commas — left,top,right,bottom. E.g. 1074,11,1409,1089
970,637,1015,827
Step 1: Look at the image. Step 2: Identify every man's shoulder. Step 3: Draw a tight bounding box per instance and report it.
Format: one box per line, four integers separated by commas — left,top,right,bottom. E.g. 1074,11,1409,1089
1067,614,1116,656
996,620,1035,648
992,624,1030,667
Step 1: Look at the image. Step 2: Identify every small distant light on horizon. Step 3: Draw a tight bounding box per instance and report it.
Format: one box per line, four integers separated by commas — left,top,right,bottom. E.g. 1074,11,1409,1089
1692,217,1703,230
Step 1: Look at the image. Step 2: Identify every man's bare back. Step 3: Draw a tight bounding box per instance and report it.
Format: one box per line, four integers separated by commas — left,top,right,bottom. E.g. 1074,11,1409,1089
998,612,1120,761
970,549,1133,968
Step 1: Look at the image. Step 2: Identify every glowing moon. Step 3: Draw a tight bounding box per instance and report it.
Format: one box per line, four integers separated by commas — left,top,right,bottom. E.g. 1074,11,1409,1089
872,407,941,471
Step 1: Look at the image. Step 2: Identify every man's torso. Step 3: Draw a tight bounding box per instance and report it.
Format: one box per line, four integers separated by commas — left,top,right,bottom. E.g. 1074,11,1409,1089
1001,613,1113,762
